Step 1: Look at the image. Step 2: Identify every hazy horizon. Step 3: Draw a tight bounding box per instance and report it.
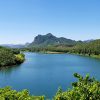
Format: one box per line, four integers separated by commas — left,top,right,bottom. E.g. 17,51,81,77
0,0,100,44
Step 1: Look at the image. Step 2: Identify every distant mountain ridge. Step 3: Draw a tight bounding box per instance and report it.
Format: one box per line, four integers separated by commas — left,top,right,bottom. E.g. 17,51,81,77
28,33,77,47
0,44,25,48
0,42,30,48
0,33,95,48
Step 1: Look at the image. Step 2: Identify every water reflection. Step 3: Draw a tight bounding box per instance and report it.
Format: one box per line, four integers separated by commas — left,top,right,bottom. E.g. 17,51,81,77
0,64,22,76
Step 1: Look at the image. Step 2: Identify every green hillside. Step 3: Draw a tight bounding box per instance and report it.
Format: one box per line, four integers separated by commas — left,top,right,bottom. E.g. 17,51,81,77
71,39,100,56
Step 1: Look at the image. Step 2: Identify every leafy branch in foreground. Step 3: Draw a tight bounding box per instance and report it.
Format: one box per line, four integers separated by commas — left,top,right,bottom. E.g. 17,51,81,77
0,87,44,100
54,73,100,100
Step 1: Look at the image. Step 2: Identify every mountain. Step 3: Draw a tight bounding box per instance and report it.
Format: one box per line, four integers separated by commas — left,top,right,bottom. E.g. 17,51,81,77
1,34,95,48
28,33,77,47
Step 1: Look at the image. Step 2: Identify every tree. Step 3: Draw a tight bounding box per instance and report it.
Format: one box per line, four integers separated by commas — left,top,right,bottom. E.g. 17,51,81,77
54,73,100,100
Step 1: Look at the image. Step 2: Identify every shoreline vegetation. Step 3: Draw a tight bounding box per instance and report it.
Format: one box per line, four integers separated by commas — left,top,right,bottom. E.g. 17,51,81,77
45,52,100,58
0,73,100,100
0,46,25,68
41,51,65,54
21,49,100,59
71,53,100,59
39,51,100,59
20,39,100,59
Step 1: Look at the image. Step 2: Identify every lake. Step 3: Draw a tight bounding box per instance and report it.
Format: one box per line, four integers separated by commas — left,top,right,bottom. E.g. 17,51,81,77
0,52,100,98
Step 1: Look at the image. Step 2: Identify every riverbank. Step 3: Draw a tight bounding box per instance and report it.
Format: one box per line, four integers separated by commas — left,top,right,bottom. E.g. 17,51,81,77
0,53,25,69
39,51,100,59
0,47,25,68
31,50,100,59
69,53,100,59
40,51,66,54
15,53,25,64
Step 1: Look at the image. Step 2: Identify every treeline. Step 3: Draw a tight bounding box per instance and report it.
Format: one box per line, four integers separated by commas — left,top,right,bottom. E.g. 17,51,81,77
70,39,100,56
21,46,70,53
21,39,100,57
0,73,100,100
0,46,25,67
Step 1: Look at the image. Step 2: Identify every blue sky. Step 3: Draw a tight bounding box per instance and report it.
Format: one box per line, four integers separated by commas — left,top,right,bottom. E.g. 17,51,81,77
0,0,100,44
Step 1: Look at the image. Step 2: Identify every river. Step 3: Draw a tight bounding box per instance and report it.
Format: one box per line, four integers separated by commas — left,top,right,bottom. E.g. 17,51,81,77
0,52,100,98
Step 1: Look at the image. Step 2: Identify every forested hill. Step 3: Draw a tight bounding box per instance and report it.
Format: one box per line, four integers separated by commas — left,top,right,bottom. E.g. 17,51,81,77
28,33,77,47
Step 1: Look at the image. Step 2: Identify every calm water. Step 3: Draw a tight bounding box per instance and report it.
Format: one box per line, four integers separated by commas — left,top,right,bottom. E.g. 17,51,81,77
0,52,100,98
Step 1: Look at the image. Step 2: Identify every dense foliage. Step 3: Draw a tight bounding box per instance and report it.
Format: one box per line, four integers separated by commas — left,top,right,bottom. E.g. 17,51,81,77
15,53,25,64
54,73,100,100
71,39,100,56
0,87,44,100
0,47,25,67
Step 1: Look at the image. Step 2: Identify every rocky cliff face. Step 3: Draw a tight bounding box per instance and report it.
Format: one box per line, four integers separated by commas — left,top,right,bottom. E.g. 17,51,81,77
28,33,76,47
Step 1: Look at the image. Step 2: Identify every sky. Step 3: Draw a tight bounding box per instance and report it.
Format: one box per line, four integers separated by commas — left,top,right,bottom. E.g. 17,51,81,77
0,0,100,44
